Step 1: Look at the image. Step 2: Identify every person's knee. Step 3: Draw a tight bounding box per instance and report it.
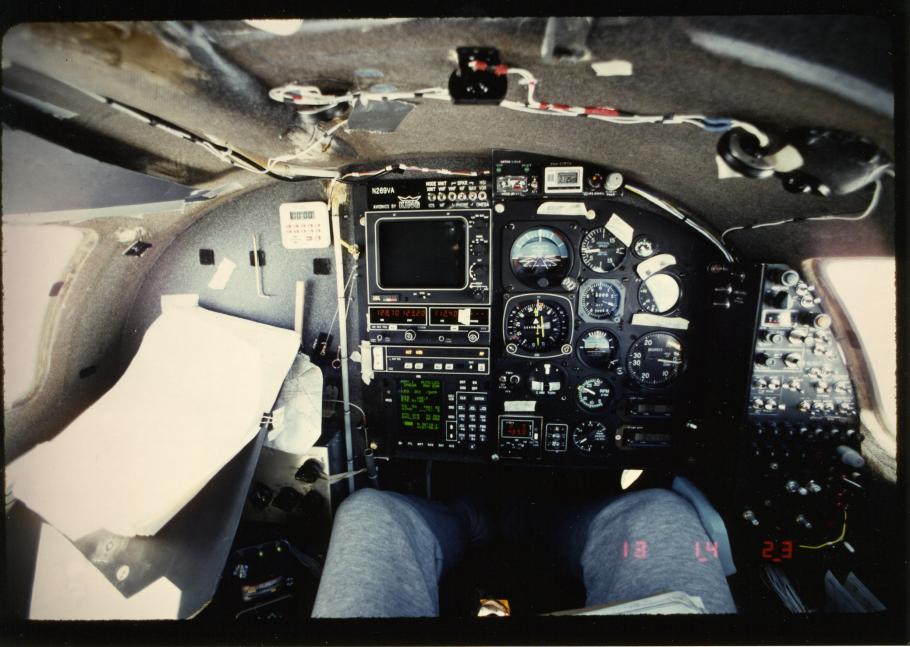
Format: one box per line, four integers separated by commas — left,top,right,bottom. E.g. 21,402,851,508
594,488,699,532
335,488,399,522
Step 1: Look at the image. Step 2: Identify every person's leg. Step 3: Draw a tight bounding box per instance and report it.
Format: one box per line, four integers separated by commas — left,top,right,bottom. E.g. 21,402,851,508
311,488,467,617
578,488,736,613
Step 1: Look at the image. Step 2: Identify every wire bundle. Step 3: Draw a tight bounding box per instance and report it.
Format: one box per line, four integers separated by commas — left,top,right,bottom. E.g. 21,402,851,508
467,60,769,143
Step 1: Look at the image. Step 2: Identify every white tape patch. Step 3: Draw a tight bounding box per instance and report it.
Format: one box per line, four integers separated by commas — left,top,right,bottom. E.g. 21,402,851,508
636,253,677,280
631,313,690,330
207,258,236,290
537,202,593,218
591,60,634,77
606,213,635,246
504,401,537,412
715,155,744,179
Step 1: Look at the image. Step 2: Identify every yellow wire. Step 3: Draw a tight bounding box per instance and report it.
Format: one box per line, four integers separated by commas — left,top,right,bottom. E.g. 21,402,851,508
798,509,848,550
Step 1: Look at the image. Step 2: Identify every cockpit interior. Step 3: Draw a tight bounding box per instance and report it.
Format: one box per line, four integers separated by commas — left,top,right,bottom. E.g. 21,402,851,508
1,13,904,644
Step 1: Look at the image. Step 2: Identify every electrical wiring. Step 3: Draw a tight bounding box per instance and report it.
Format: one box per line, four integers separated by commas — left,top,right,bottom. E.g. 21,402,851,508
625,183,735,262
720,178,885,243
75,85,341,180
324,398,370,447
339,163,491,182
467,60,769,144
798,509,848,550
269,83,452,113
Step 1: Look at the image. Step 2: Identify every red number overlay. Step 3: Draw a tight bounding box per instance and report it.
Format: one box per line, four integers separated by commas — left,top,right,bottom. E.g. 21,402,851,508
761,540,794,562
694,541,719,563
622,540,649,559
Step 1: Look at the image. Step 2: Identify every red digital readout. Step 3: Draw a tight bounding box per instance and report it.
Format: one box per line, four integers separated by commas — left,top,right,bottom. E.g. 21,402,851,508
369,307,427,324
622,540,649,560
761,540,794,562
502,421,532,438
430,308,461,325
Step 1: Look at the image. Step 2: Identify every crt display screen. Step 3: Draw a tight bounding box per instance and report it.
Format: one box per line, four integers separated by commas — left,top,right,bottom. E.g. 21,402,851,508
398,379,444,434
377,218,467,289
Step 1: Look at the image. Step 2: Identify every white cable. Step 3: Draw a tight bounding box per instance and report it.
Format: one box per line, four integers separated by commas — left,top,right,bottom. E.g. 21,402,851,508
721,179,884,243
261,119,349,174
626,183,734,261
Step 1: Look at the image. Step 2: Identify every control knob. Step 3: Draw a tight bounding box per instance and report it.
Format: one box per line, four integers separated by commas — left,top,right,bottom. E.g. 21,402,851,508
799,312,832,329
796,514,813,529
761,330,785,344
776,269,800,287
783,352,803,369
467,330,481,343
469,263,489,283
755,353,777,367
404,329,417,342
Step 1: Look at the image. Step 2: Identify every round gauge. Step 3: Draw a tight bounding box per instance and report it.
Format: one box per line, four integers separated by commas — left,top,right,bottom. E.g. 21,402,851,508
580,228,626,273
529,363,567,396
510,227,572,287
580,280,622,320
632,235,656,258
637,274,681,314
576,377,613,412
505,297,571,353
577,329,618,369
626,332,685,387
573,420,610,454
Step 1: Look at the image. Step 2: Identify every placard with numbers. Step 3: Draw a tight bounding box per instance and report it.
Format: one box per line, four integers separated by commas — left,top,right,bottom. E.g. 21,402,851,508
278,201,331,249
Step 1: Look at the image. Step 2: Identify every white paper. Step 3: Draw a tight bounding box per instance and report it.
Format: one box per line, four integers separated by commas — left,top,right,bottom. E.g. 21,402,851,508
207,257,236,290
592,59,634,77
265,353,324,454
29,522,181,620
552,591,706,616
8,305,300,540
606,213,635,246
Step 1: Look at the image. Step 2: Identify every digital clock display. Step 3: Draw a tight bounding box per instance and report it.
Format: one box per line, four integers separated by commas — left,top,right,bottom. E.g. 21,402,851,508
501,420,533,438
557,171,579,185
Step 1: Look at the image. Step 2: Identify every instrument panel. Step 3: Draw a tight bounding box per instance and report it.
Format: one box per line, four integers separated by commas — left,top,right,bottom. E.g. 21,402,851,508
353,151,725,467
350,150,838,471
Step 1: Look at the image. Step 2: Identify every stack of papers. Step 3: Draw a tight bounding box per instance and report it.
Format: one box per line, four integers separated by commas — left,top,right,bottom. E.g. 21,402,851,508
7,299,301,540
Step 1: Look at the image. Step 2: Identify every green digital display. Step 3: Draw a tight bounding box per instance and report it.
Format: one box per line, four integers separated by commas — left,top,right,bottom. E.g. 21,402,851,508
399,379,444,433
